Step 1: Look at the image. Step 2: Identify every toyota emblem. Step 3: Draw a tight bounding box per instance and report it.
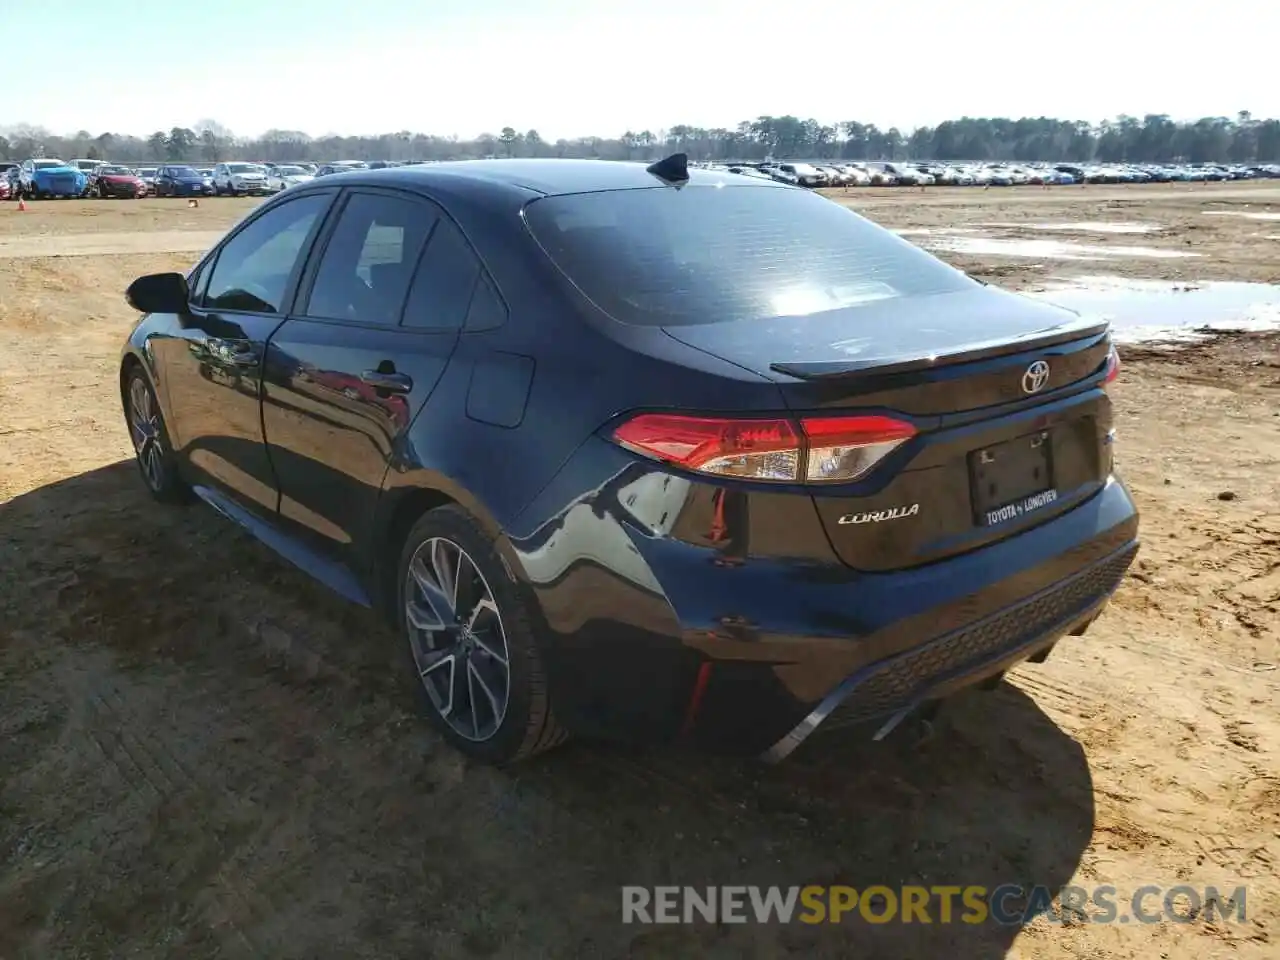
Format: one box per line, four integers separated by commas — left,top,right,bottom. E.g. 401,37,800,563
1022,360,1050,395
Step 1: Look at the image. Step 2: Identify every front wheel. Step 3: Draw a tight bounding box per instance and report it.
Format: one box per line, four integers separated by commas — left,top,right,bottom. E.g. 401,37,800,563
396,505,567,764
125,369,191,504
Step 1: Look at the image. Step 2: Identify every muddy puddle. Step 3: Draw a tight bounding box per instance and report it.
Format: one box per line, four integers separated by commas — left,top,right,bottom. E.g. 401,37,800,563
981,221,1158,235
1025,275,1280,343
912,234,1196,261
895,227,981,236
1202,210,1280,221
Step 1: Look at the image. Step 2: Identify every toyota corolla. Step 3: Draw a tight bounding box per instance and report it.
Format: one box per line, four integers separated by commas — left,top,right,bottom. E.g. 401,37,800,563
117,157,1138,765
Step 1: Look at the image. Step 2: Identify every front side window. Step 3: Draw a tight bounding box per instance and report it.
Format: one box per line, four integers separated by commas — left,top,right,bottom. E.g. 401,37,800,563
304,193,435,326
203,193,330,314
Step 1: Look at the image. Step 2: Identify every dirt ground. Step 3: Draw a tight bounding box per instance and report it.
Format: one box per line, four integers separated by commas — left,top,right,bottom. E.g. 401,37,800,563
829,181,1280,289
1,184,1277,960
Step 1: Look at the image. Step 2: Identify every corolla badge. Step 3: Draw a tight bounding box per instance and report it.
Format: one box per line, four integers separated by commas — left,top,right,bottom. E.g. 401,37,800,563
1021,360,1050,395
837,503,920,525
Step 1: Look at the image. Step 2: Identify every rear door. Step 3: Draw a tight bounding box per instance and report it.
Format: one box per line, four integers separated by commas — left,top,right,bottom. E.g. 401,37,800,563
261,188,477,565
158,190,335,517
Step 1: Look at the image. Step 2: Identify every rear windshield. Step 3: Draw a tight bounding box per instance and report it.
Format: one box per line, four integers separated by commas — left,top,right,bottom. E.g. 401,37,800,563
524,185,973,327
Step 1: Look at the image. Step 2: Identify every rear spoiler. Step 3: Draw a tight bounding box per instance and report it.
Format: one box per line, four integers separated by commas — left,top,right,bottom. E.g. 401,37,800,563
769,318,1111,381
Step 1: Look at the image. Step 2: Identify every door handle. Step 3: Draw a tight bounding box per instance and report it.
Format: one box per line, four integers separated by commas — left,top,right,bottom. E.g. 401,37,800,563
360,370,413,393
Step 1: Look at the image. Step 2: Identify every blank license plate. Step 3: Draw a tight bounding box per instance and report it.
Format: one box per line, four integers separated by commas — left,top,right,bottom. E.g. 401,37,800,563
970,430,1057,526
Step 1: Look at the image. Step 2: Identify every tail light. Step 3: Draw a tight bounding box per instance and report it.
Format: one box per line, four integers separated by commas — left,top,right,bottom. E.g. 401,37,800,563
611,413,917,484
1101,345,1120,386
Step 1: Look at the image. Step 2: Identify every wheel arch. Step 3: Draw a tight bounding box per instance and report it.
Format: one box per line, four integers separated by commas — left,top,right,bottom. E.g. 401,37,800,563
119,341,161,404
369,473,525,622
119,350,146,411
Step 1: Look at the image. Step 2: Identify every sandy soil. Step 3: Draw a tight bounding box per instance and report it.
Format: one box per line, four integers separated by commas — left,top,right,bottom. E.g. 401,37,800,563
0,186,1277,959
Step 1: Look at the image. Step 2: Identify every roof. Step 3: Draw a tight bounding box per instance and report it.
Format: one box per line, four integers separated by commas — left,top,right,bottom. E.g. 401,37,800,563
326,158,790,198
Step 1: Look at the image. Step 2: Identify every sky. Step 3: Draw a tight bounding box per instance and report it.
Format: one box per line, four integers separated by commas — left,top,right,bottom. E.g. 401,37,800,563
9,0,1276,140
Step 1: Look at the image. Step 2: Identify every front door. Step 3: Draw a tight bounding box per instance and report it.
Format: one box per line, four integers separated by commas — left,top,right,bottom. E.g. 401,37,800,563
262,189,480,565
159,190,335,517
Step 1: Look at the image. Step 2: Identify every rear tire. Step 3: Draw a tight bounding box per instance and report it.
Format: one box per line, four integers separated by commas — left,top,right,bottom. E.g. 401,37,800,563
396,505,567,765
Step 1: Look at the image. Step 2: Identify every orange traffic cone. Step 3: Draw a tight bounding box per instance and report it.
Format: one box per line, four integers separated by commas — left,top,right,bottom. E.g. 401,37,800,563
17,197,26,211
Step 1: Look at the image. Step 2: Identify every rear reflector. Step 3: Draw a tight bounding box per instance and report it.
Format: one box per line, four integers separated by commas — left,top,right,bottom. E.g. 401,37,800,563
1102,345,1120,385
611,413,917,483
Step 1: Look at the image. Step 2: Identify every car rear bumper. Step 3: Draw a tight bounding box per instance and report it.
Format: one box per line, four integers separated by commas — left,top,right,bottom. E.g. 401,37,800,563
509,440,1139,755
760,538,1134,760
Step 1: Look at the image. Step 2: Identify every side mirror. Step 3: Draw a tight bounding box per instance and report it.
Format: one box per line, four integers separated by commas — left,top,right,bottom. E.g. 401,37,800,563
126,272,190,314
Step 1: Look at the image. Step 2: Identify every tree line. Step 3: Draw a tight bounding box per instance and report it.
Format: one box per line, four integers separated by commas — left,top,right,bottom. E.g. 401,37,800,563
3,112,1279,165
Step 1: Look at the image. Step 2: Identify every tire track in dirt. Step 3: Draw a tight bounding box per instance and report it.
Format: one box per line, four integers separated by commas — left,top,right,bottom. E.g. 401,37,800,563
86,673,267,957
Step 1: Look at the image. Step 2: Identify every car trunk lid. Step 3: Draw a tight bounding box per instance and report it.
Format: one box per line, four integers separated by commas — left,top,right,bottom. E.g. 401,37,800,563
663,288,1117,571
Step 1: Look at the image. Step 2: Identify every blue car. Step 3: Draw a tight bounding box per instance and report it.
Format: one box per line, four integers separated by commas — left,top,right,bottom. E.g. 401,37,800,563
19,158,90,199
154,165,216,197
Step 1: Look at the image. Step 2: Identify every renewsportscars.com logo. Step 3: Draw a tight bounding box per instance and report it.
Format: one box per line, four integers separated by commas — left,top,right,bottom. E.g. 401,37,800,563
622,884,1248,926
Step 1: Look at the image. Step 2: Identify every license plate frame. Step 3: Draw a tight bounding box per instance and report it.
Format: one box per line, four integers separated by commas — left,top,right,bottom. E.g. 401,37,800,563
969,429,1058,527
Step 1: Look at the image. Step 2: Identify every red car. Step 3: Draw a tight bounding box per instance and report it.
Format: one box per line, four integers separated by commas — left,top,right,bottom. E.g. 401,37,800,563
302,366,410,428
92,164,147,199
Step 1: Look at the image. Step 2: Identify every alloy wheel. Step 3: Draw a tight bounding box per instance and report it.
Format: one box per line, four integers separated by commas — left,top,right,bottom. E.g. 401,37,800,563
404,537,511,741
128,377,165,491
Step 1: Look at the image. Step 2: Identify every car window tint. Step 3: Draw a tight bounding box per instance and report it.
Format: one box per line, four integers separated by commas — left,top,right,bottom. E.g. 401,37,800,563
305,193,435,326
524,185,974,327
464,272,507,332
203,194,329,314
401,218,480,331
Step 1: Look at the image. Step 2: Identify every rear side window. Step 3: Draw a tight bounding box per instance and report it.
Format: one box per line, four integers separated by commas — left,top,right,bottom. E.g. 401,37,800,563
464,273,507,332
524,185,974,327
401,218,480,331
203,193,329,314
304,192,436,326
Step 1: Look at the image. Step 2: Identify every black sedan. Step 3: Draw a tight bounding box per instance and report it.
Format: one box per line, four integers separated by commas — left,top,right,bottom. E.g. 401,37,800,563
118,158,1139,764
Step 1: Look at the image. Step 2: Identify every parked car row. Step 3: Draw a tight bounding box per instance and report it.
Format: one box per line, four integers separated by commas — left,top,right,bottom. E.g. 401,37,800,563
0,158,345,200
7,155,1279,201
705,159,1280,188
